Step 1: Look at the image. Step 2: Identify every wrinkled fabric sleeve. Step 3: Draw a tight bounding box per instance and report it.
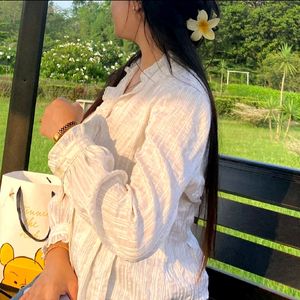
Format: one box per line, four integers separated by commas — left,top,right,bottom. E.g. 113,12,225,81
41,191,74,260
41,114,99,260
47,86,211,262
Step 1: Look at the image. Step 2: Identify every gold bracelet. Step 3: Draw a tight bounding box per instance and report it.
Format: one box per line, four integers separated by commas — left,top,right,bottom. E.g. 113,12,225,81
45,242,69,260
53,121,78,143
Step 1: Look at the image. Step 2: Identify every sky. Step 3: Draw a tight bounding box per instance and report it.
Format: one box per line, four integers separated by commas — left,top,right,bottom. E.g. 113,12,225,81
53,1,73,10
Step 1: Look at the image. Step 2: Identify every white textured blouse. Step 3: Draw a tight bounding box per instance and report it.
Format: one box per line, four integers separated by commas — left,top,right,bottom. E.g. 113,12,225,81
41,52,211,300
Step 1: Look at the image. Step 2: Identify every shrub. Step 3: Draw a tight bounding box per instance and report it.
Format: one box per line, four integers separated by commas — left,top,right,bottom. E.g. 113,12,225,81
0,76,12,97
286,136,300,156
215,95,263,117
0,45,15,74
231,103,269,126
38,81,101,101
41,38,135,83
215,97,235,116
0,76,104,102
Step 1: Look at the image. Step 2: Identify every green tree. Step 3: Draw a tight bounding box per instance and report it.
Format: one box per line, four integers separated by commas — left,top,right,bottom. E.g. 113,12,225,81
0,1,22,43
217,1,300,69
44,1,73,50
263,97,280,141
70,1,116,44
278,44,297,107
219,59,227,95
275,44,297,140
282,99,300,140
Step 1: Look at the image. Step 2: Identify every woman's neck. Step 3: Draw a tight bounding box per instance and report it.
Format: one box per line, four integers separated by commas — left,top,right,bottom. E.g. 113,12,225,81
137,41,164,72
140,49,163,71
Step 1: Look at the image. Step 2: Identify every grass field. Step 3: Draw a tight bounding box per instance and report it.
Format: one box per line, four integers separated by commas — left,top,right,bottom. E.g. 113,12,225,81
219,117,300,169
1,97,299,172
1,96,300,298
0,99,51,174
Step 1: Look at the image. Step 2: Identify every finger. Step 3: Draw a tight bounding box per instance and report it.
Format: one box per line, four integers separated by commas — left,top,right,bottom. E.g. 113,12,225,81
74,102,83,111
68,292,77,300
19,292,28,300
56,96,67,102
39,125,45,136
68,283,78,300
51,97,65,106
19,286,34,300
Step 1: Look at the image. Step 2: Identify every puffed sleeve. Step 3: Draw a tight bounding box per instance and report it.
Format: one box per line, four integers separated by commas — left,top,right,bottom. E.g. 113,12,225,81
47,85,211,262
41,190,74,260
40,113,101,260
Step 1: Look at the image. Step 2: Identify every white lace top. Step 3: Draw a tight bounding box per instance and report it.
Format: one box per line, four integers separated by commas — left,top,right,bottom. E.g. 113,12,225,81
41,52,211,300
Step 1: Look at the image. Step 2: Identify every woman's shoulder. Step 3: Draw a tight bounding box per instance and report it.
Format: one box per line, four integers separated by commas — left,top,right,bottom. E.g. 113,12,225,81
159,58,209,97
155,64,210,108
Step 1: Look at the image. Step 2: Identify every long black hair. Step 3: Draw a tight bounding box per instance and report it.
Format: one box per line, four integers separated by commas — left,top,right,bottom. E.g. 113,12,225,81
82,0,220,283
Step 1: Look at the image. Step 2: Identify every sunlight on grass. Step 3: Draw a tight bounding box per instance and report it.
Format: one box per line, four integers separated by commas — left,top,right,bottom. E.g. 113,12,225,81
219,118,300,170
219,191,300,219
197,218,300,257
196,215,300,299
196,183,300,299
0,99,53,173
207,259,300,299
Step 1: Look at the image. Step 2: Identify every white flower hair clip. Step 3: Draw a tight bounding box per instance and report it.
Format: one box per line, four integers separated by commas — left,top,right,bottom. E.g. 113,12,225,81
186,9,220,41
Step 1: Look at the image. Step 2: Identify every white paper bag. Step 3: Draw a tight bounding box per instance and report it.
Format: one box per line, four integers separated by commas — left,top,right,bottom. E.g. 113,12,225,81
0,170,62,291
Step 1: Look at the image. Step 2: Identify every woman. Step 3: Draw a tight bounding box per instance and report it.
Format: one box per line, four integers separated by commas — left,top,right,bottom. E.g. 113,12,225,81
14,0,220,299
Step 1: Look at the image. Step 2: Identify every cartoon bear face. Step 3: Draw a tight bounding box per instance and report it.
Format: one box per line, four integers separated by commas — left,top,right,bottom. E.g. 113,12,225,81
0,243,44,289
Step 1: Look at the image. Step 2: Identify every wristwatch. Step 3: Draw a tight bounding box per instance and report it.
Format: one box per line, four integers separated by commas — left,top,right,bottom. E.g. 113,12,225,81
53,121,78,143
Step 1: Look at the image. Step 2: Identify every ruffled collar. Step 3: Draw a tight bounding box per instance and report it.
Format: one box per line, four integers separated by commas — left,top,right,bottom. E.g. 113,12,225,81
124,52,171,80
102,51,181,102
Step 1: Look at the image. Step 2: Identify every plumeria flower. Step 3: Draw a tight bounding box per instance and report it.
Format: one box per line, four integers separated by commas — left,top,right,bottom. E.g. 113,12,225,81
186,9,220,41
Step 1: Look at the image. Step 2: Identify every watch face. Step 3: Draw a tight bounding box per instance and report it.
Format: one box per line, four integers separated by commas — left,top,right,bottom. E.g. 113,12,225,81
53,121,77,142
53,133,60,142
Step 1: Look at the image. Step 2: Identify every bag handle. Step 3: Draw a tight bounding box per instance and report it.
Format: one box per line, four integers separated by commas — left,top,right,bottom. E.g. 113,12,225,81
16,186,52,242
0,287,12,299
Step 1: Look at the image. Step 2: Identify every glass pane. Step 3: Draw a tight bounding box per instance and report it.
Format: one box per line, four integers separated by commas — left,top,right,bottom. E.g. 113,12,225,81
206,1,300,170
0,1,23,168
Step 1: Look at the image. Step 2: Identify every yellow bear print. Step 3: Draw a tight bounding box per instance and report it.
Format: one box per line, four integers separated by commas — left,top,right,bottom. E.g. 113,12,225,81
0,243,44,289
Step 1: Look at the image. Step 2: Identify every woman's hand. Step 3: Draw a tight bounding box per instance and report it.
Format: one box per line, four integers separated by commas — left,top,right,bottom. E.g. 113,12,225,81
39,97,84,140
19,247,78,300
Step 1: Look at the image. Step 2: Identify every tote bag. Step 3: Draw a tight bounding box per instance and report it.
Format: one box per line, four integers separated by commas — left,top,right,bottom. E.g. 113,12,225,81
0,170,62,295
